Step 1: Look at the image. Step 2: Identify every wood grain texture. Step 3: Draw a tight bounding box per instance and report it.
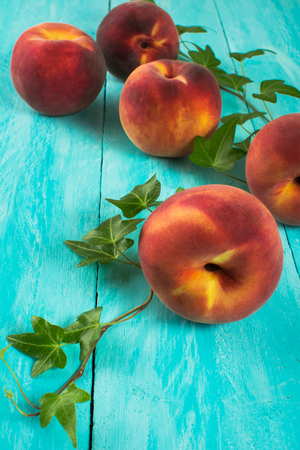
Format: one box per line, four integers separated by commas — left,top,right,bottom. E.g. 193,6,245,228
0,0,300,449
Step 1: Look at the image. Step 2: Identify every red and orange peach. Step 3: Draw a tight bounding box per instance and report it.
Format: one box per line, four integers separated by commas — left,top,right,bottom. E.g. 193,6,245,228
11,23,106,116
119,60,222,158
246,113,300,226
138,185,283,324
96,1,179,80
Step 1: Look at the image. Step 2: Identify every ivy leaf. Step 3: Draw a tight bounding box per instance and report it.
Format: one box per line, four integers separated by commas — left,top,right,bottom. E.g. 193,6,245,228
233,130,260,153
176,25,207,35
176,187,185,193
188,45,221,68
63,307,103,361
252,79,300,103
7,317,67,378
106,174,161,218
233,135,252,153
0,344,11,359
216,73,253,92
65,215,143,267
82,215,143,246
64,239,134,267
189,117,246,172
229,49,276,62
221,112,266,124
3,388,14,399
40,382,90,448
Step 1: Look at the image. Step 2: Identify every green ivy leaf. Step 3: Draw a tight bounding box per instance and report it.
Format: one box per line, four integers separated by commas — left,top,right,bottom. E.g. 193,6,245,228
252,79,300,103
221,112,266,125
216,73,253,92
188,45,221,68
189,117,246,172
176,25,207,35
3,388,14,399
229,49,276,62
65,215,143,267
7,317,67,378
63,307,103,361
64,239,134,267
176,187,185,193
82,215,143,246
40,382,90,448
233,136,252,153
233,130,260,153
106,174,161,218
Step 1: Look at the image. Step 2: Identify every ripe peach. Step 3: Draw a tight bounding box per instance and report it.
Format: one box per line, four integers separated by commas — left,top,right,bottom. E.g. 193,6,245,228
96,1,179,80
119,60,222,158
11,23,106,116
246,113,300,226
138,185,283,324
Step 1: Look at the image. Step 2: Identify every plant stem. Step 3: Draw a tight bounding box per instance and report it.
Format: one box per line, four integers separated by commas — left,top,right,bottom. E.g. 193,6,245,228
240,62,247,97
145,206,153,213
56,289,153,396
116,247,141,269
179,35,191,54
221,172,247,184
6,396,40,417
220,86,270,123
1,357,40,410
263,100,274,120
241,124,251,135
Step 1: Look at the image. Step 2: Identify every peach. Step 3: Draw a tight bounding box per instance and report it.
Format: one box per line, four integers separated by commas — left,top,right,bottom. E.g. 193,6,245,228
11,23,106,116
138,185,283,324
96,1,179,80
246,113,300,226
119,60,222,158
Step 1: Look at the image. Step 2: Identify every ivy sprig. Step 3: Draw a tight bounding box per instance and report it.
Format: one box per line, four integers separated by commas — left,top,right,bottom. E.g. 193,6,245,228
106,174,162,218
1,290,153,447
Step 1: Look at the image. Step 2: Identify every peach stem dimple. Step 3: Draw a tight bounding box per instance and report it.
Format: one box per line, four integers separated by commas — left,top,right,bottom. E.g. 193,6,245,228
204,263,219,272
295,176,300,186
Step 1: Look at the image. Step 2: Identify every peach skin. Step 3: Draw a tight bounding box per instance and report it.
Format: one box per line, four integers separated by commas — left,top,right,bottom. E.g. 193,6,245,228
96,1,179,80
119,60,222,158
138,185,283,324
246,113,300,226
11,23,106,116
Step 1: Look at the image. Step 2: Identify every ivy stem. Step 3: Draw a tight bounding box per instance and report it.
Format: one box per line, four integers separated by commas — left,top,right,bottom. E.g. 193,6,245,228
179,35,191,54
263,100,274,120
1,357,40,410
55,289,153,396
220,86,270,123
145,206,153,213
116,247,141,269
221,172,247,184
6,396,40,417
241,124,251,135
240,61,247,97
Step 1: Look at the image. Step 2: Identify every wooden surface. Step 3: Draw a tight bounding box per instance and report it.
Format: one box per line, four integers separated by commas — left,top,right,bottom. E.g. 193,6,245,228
1,0,300,449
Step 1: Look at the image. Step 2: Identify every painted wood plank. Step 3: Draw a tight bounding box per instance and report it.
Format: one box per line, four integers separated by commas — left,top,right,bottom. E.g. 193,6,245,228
90,1,300,449
0,0,109,448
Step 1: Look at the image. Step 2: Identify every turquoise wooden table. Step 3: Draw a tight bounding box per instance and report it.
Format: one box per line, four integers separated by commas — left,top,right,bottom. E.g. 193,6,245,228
1,0,300,448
